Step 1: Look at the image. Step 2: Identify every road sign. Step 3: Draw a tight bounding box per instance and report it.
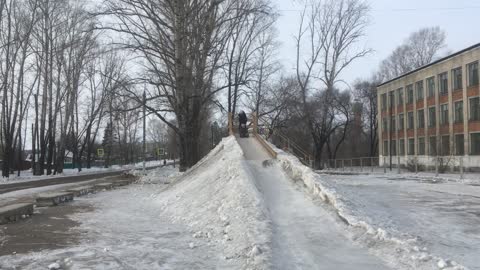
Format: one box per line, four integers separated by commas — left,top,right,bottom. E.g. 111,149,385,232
156,148,164,156
97,148,104,157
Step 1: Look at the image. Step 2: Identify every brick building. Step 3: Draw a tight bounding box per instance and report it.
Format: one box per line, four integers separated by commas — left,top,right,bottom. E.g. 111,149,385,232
377,43,480,168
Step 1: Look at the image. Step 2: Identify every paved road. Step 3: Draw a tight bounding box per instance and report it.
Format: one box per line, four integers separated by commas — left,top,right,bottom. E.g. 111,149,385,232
0,164,171,195
237,137,390,270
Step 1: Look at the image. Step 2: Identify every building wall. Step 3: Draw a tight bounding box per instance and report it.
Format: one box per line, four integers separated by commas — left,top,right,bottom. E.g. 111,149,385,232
377,46,480,168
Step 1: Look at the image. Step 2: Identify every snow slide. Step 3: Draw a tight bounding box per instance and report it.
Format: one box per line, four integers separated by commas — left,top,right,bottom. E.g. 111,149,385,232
236,137,390,270
155,136,272,269
273,144,469,270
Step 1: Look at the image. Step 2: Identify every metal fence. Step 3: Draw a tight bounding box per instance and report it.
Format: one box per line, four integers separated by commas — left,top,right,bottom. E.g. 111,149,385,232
325,157,380,172
324,155,478,180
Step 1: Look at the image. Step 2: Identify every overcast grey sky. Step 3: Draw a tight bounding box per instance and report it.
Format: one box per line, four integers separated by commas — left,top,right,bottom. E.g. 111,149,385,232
275,0,480,86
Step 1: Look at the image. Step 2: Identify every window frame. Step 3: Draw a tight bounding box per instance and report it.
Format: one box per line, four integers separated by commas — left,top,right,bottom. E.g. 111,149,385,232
454,100,464,123
469,96,480,121
438,72,449,96
428,106,436,127
455,134,465,156
406,84,414,104
451,67,463,91
398,113,404,130
429,136,437,156
427,77,435,98
399,139,405,155
407,111,414,130
470,132,480,155
467,61,479,87
418,137,425,155
417,109,425,128
415,80,424,101
441,135,450,156
408,138,415,155
397,88,404,106
440,103,449,125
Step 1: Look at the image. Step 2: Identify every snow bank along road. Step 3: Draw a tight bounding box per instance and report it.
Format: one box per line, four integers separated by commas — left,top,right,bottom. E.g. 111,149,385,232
0,163,171,195
0,136,471,269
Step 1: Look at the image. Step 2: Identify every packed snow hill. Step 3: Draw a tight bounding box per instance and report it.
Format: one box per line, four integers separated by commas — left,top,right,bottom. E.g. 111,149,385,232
0,135,474,269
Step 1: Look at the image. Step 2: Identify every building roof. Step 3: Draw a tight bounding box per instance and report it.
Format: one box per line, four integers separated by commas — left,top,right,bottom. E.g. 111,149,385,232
377,42,480,88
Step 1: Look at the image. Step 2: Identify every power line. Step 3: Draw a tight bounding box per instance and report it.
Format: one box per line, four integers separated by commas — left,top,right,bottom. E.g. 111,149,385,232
278,6,480,13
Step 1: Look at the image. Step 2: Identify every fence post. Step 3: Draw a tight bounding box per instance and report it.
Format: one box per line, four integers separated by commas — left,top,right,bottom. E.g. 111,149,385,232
334,159,337,170
360,158,363,172
435,157,439,177
397,156,401,174
383,156,386,173
415,157,418,174
460,156,464,180
371,157,374,172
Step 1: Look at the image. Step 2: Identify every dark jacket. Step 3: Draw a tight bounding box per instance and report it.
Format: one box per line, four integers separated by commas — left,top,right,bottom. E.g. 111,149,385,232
238,112,247,124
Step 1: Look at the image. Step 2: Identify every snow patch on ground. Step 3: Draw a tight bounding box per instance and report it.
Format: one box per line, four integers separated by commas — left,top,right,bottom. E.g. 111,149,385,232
155,136,272,269
0,138,269,269
273,147,468,270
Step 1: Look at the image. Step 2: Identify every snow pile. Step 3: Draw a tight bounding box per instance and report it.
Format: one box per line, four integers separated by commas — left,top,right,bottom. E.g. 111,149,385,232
273,147,468,270
153,136,271,269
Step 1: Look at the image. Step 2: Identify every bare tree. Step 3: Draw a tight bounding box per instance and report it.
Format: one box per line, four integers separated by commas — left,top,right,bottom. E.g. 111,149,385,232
99,0,272,171
379,27,446,81
295,0,371,168
353,76,380,157
0,0,39,177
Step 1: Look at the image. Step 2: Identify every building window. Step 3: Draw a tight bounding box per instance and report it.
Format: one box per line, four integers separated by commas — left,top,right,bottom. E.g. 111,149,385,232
452,67,463,90
454,101,464,123
441,135,450,156
455,134,464,156
439,72,448,95
383,118,388,132
407,85,414,104
428,107,436,127
381,93,387,110
429,137,437,156
390,140,397,156
383,140,389,156
471,133,480,155
468,61,479,87
397,88,403,105
408,138,415,155
389,91,395,109
391,116,396,131
416,81,424,101
399,139,405,155
418,137,425,155
407,111,414,129
427,77,435,98
398,113,404,130
440,103,449,125
470,97,480,121
417,109,425,128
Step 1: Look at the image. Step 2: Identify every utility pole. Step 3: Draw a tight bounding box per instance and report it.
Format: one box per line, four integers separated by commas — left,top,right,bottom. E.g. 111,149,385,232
389,94,393,171
143,87,147,175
